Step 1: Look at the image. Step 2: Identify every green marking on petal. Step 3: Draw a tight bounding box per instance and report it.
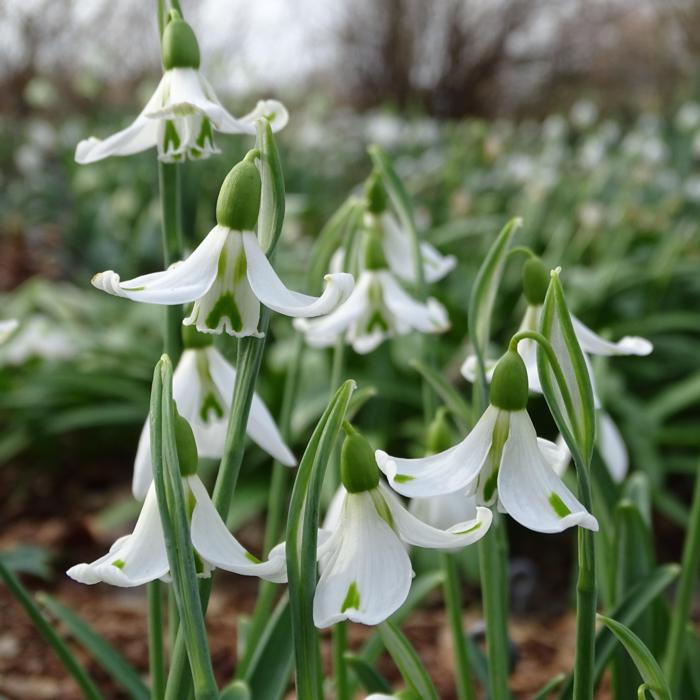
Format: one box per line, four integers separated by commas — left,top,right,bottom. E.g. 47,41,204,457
200,392,224,423
482,468,499,503
205,292,242,332
217,248,227,277
193,549,205,575
163,120,181,152
367,310,389,333
111,559,125,569
245,552,261,564
453,522,482,535
394,473,415,484
123,285,145,292
196,117,215,149
341,581,361,613
549,492,572,518
233,251,247,282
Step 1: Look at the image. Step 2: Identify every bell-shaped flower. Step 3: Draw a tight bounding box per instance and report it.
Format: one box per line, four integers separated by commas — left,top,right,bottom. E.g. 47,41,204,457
67,475,286,587
312,426,491,627
377,351,597,534
294,228,448,354
0,319,18,344
75,12,287,164
132,329,295,499
92,153,354,336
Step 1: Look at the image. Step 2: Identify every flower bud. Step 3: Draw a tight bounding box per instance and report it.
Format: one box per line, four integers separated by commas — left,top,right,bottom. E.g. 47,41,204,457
340,423,380,493
522,256,548,306
162,11,201,70
426,407,454,455
365,170,388,214
489,350,529,411
363,230,388,270
216,151,262,231
174,408,198,476
181,324,213,349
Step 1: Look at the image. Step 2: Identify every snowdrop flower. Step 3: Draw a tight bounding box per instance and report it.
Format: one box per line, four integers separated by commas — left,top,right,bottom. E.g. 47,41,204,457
75,11,288,164
313,425,491,627
92,153,353,335
0,316,76,366
377,351,598,534
67,415,286,587
132,327,295,499
0,319,18,344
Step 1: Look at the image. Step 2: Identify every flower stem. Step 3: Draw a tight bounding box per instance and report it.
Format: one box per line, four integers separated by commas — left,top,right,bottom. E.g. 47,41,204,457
441,553,477,700
148,580,165,699
332,623,351,700
663,459,700,694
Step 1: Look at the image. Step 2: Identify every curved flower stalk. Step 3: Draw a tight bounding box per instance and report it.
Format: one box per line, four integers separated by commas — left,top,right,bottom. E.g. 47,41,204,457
0,319,18,344
313,426,491,627
67,475,286,587
377,351,596,534
461,256,651,481
92,153,353,336
75,11,288,164
132,332,295,499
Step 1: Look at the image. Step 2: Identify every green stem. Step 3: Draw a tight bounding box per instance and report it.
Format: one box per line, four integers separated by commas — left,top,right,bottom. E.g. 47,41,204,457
158,161,184,361
572,460,596,700
148,581,165,699
168,586,179,661
332,623,350,700
663,459,700,694
441,553,477,700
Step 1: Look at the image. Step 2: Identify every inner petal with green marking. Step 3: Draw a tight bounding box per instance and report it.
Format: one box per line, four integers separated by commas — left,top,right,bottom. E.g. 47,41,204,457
476,410,510,505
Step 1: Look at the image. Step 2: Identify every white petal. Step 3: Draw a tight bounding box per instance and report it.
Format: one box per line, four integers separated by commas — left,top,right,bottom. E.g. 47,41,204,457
460,353,497,384
92,226,229,305
132,421,153,500
376,405,500,497
571,316,653,357
538,437,571,477
66,485,169,587
380,484,491,549
349,328,387,354
323,485,348,531
497,411,598,533
206,347,296,466
243,232,354,317
238,99,289,133
597,411,628,483
378,272,449,334
188,476,287,582
313,491,412,627
0,319,18,344
75,119,159,163
409,490,478,531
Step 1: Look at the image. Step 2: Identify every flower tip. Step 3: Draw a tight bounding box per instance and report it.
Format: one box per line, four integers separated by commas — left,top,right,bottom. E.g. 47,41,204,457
551,266,562,278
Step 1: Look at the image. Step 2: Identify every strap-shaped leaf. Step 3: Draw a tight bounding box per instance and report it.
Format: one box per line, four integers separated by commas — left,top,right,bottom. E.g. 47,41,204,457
255,118,285,255
467,217,522,410
597,615,671,700
37,593,149,700
286,379,356,700
537,269,596,468
0,561,103,700
411,359,472,431
379,621,439,700
533,674,566,700
344,654,393,694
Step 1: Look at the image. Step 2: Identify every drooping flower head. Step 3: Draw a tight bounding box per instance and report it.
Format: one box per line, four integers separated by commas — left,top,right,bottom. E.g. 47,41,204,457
377,351,596,534
67,409,286,587
294,174,449,354
92,151,354,336
75,10,288,164
132,326,295,499
313,424,491,627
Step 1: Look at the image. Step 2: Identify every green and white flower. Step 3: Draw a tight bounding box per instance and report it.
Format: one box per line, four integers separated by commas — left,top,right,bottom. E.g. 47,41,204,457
66,476,286,587
312,426,491,627
92,156,353,335
75,11,287,164
377,351,596,534
132,333,295,500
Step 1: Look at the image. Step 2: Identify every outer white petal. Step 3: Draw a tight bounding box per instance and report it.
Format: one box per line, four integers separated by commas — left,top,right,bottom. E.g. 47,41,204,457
188,476,287,583
132,422,153,500
66,485,169,587
538,437,571,477
0,319,18,344
409,490,478,531
313,491,412,627
349,328,387,355
293,271,373,345
323,486,348,531
498,411,598,533
598,411,628,483
571,316,653,357
376,405,500,497
365,695,398,700
378,272,449,334
206,347,296,466
92,226,229,304
380,484,491,549
238,99,289,133
243,232,354,317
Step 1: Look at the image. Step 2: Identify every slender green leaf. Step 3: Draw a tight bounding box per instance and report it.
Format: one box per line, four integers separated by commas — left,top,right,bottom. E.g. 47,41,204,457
37,593,149,700
344,654,393,694
0,561,103,700
255,118,285,254
0,545,51,580
597,615,671,700
379,621,439,700
219,680,251,700
410,359,472,431
533,674,566,700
